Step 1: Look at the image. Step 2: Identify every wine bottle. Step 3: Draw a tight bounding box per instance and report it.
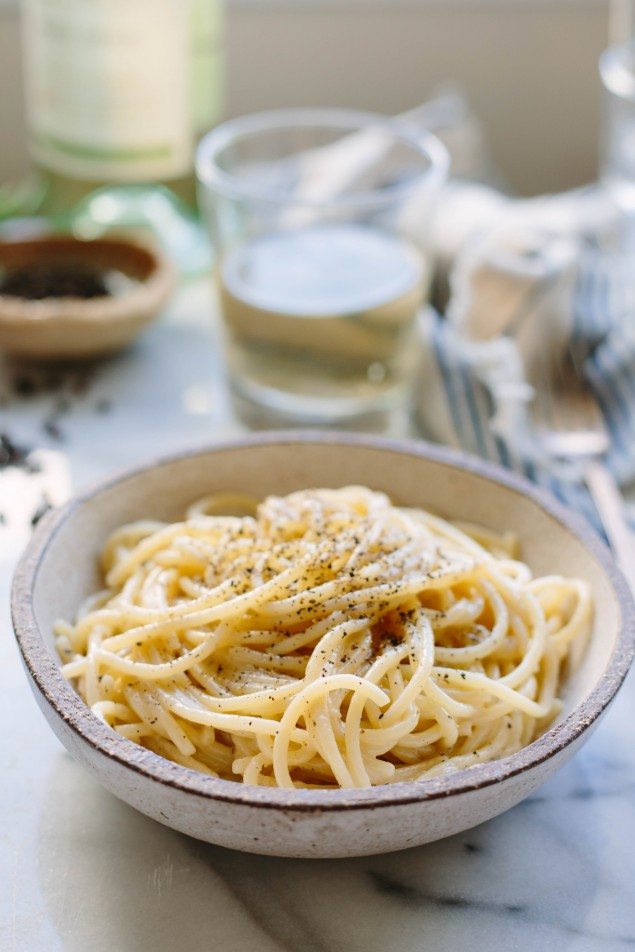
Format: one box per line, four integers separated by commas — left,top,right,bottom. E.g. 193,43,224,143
21,0,224,215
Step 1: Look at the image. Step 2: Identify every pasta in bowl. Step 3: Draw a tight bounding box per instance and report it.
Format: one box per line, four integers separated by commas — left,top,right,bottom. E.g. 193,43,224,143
56,486,592,790
11,435,634,856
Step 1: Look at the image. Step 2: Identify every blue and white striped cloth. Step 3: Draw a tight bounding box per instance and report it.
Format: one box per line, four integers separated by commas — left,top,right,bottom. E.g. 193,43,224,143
416,245,635,533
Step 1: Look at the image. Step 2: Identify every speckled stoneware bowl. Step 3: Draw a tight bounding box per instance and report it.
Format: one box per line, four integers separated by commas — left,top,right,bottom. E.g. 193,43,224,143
11,434,635,858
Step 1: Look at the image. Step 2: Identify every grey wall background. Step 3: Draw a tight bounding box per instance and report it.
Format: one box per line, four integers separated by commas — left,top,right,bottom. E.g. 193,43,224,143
0,1,610,196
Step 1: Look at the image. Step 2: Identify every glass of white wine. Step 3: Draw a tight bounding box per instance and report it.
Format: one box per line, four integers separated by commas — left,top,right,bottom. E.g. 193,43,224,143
197,109,448,428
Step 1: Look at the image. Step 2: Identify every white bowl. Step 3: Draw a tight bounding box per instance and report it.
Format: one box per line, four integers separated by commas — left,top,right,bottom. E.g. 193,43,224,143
11,434,635,858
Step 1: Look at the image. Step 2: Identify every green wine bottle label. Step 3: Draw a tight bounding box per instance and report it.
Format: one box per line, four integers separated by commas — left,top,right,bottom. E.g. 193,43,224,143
23,0,224,182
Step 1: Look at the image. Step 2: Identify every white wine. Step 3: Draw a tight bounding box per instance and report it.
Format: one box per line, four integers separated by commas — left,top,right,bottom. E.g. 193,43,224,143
21,0,224,214
218,223,427,421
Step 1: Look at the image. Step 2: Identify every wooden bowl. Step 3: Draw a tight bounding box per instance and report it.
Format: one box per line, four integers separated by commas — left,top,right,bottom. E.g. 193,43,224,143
11,434,635,857
0,234,174,360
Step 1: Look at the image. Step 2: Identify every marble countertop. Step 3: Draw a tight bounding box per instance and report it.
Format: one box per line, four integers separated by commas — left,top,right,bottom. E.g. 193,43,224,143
2,282,634,952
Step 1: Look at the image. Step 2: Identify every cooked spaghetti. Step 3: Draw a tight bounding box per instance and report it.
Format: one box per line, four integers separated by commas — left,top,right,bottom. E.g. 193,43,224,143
55,487,592,789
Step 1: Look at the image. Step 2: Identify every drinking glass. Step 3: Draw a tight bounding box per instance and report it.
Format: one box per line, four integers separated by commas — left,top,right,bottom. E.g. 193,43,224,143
196,108,448,427
600,42,635,213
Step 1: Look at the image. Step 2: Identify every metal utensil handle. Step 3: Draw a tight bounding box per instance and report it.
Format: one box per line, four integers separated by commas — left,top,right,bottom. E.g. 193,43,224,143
585,459,635,589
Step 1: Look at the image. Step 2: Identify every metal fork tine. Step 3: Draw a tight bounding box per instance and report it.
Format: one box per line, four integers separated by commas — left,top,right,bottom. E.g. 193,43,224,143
530,336,635,584
533,333,560,433
532,339,609,457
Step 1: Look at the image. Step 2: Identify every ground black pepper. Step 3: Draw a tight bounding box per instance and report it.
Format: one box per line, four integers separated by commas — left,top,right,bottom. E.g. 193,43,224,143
0,261,110,300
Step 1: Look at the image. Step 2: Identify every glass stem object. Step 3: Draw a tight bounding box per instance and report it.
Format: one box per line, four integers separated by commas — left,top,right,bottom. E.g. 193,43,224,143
610,0,635,43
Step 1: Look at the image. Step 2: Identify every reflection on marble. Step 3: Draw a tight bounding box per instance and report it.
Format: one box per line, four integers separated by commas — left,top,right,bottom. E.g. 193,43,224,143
2,283,635,951
32,709,635,952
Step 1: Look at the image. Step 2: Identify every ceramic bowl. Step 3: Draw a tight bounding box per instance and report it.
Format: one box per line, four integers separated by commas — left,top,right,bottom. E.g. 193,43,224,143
11,434,635,858
0,233,174,359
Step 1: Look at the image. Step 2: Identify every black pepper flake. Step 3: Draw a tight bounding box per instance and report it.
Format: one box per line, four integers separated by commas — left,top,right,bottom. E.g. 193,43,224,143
31,494,52,527
0,433,39,472
13,375,37,398
43,418,63,441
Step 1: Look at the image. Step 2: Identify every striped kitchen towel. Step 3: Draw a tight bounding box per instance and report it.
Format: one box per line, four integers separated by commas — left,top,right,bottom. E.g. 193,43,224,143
415,242,635,533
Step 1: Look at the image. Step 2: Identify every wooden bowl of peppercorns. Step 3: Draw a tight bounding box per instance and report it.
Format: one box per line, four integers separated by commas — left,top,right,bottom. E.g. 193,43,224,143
0,233,174,360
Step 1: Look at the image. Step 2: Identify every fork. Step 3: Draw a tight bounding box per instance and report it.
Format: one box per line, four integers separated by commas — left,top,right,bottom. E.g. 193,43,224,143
531,351,635,585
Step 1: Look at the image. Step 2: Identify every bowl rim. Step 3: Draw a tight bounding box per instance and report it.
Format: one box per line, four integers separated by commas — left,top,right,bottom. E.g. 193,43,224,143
11,432,635,812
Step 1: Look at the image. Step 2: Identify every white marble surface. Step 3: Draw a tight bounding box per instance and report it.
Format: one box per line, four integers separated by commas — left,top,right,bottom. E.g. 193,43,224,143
1,282,635,952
